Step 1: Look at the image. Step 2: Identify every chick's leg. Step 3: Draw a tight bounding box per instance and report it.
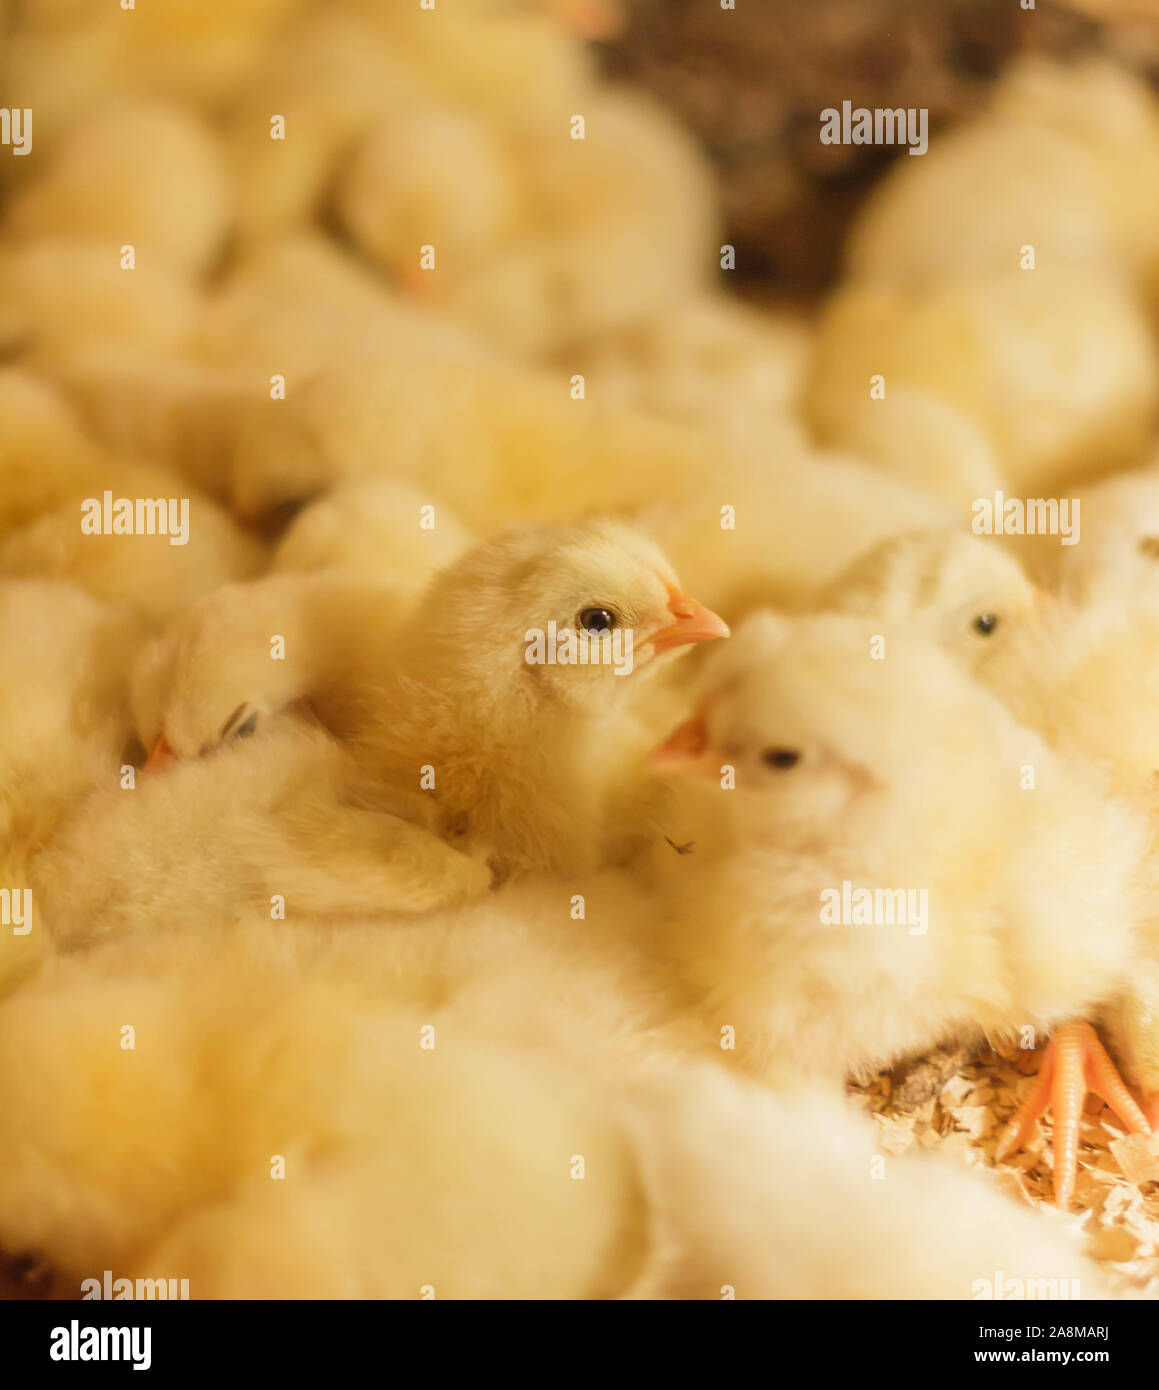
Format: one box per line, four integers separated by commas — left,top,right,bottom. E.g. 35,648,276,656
994,1021,1150,1209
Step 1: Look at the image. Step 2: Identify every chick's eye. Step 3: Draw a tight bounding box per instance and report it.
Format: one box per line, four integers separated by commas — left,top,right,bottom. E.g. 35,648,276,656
973,613,999,637
579,607,616,632
762,747,801,771
232,711,259,740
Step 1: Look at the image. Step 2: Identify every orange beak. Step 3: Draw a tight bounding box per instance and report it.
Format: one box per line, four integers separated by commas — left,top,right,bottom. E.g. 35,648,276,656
646,709,712,773
143,735,176,772
645,587,730,655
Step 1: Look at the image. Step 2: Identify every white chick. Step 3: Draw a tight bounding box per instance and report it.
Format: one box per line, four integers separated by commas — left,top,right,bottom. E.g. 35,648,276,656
0,580,144,996
2,98,230,278
642,448,952,624
647,613,1148,1206
272,479,475,592
806,267,1159,494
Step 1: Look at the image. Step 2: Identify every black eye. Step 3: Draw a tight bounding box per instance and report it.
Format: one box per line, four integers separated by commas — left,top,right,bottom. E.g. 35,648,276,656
579,607,616,632
762,748,800,770
232,711,259,740
973,613,999,637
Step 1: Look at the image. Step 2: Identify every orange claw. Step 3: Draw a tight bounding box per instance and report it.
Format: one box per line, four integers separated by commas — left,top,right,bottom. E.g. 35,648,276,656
995,1020,1151,1209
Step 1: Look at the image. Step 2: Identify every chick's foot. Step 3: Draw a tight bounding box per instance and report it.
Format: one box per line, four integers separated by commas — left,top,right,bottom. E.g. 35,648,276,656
994,1020,1150,1210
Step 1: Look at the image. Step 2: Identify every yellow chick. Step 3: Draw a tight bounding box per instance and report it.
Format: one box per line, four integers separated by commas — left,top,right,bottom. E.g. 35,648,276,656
225,354,720,531
806,267,1159,494
822,529,1042,674
642,448,951,624
569,294,812,449
0,489,267,625
33,722,494,947
134,524,728,878
185,233,492,383
647,613,1148,1208
0,579,144,996
272,479,475,591
2,99,231,279
815,387,1005,517
0,237,200,363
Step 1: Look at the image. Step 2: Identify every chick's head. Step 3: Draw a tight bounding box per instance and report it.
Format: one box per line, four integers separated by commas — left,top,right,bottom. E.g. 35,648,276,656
130,580,306,768
650,612,1014,855
406,520,729,710
827,530,1041,672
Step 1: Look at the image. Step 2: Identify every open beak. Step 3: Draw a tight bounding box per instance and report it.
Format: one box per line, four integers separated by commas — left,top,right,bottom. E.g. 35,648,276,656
143,735,176,772
645,587,730,655
646,710,713,773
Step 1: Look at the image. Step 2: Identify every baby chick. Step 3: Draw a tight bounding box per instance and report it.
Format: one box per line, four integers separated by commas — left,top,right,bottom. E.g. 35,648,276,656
0,579,144,995
2,98,231,279
0,919,1104,1299
272,479,475,591
807,267,1159,495
646,612,1148,1210
136,524,728,877
226,354,718,532
822,529,1041,674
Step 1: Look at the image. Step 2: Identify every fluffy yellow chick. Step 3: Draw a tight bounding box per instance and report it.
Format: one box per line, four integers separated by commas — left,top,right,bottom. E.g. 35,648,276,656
1047,463,1159,604
0,920,1104,1298
822,529,1042,674
226,355,719,530
4,0,307,130
223,9,424,247
338,0,602,125
0,369,207,542
34,723,494,947
129,571,411,764
272,479,475,591
0,489,267,625
806,267,1159,494
38,348,253,505
2,99,231,278
647,613,1148,1206
993,56,1159,307
642,448,951,623
569,294,811,449
134,524,728,876
185,234,491,382
0,580,143,996
815,386,1005,517
0,237,200,362
426,89,719,358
